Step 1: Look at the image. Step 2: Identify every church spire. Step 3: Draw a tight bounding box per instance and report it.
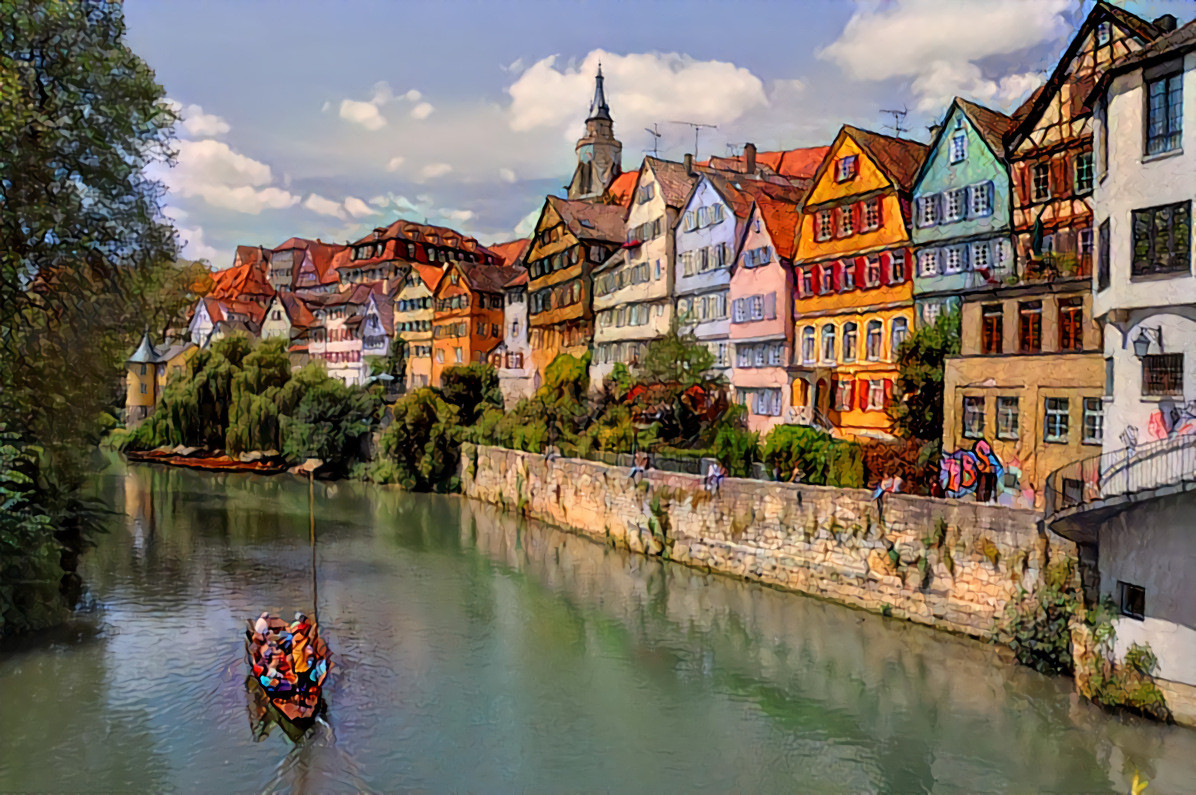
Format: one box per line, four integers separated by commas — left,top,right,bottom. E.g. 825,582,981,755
588,63,611,122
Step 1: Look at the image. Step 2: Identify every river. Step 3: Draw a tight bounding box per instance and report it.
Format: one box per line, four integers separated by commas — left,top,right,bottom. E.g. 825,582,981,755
2,459,1196,793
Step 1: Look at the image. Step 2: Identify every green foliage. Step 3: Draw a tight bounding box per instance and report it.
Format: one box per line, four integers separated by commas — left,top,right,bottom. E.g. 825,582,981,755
711,406,759,478
760,425,864,487
635,323,717,389
1006,558,1081,675
1124,643,1159,677
438,363,502,426
0,2,178,633
376,388,462,492
280,375,379,474
369,336,408,395
888,308,961,442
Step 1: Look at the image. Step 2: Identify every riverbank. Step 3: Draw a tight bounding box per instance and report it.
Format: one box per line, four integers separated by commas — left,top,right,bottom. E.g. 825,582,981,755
461,443,1073,642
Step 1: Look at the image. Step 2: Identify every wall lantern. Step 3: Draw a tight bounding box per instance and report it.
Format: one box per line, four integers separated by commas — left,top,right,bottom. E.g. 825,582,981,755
1132,326,1163,358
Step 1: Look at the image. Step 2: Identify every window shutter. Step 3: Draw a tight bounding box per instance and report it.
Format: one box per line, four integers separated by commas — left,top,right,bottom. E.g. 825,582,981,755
765,292,777,320
845,379,855,409
875,196,884,228
883,379,894,408
852,202,863,230
856,379,869,410
1051,157,1069,196
985,181,995,216
878,252,891,286
832,207,844,239
830,261,842,292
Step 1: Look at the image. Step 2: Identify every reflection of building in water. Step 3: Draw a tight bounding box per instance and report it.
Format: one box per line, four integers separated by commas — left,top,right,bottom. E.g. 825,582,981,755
123,467,155,556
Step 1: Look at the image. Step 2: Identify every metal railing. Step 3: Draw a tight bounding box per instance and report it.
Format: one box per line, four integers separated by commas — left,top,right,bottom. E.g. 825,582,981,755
1044,434,1196,518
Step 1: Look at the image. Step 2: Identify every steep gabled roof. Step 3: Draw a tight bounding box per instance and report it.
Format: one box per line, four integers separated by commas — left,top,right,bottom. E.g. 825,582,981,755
462,263,513,295
410,262,446,291
368,294,395,336
128,332,159,364
277,292,316,329
208,260,275,301
488,238,531,267
1007,1,1162,148
547,195,625,243
604,170,639,206
642,157,698,208
842,125,929,193
503,266,528,288
955,98,1016,156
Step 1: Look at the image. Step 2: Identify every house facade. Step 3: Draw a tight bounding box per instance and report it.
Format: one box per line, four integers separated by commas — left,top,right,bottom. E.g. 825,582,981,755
125,333,197,425
941,279,1104,507
728,192,804,434
589,157,694,386
307,284,377,386
792,126,927,440
491,269,536,406
525,195,623,379
430,262,507,386
395,263,442,390
911,99,1016,326
672,172,747,379
1006,3,1163,282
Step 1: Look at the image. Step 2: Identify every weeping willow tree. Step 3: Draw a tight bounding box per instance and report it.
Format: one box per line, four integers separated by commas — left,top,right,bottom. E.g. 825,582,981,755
0,1,182,635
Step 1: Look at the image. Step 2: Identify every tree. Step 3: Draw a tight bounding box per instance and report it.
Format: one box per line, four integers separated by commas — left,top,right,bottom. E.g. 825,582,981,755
438,363,501,426
280,377,380,474
368,336,408,397
635,323,717,388
888,309,961,442
376,388,462,492
0,2,177,634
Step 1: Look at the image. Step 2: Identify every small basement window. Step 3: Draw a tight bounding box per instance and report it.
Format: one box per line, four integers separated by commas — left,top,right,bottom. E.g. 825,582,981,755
1118,581,1146,620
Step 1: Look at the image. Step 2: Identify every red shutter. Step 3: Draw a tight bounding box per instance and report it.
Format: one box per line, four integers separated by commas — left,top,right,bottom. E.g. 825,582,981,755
877,197,887,229
832,207,843,239
831,261,841,292
852,202,863,231
883,379,894,408
856,256,867,286
1014,163,1030,205
1051,156,1069,197
879,252,891,286
856,378,869,410
844,379,854,409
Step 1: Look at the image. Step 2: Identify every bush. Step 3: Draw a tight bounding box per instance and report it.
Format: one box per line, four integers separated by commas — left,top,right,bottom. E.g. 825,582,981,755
377,388,462,492
711,406,759,478
280,376,380,474
760,425,864,487
438,363,502,426
860,437,939,494
1006,558,1081,675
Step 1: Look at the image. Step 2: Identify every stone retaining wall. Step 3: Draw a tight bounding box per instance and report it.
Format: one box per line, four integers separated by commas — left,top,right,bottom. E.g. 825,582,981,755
461,444,1076,640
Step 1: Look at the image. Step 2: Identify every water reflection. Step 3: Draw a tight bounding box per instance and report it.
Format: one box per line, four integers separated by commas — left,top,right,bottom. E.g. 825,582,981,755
0,460,1194,792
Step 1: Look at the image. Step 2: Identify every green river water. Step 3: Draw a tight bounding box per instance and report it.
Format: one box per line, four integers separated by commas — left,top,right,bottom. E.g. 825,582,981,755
2,458,1196,793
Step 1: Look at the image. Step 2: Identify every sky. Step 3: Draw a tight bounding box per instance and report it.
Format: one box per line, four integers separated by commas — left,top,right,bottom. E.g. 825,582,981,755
124,0,1192,267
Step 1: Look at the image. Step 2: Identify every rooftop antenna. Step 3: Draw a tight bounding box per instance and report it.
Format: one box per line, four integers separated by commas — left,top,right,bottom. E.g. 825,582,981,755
881,106,909,137
669,120,718,161
643,123,662,157
725,143,743,157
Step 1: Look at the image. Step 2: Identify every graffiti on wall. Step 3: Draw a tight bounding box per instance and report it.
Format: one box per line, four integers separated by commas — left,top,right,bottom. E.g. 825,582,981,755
1119,400,1196,455
940,439,1033,507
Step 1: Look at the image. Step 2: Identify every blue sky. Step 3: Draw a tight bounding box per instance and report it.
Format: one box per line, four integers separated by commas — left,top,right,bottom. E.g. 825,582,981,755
124,0,1191,266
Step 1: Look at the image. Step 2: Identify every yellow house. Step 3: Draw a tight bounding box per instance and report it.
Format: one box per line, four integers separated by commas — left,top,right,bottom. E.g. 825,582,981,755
395,263,444,389
125,332,198,426
792,126,928,439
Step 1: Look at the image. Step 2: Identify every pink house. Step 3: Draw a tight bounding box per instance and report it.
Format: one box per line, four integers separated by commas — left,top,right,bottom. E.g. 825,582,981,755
728,186,806,434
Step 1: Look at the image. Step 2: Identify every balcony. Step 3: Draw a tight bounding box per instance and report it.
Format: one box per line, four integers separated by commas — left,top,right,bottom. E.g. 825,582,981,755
1020,252,1092,284
1044,435,1196,542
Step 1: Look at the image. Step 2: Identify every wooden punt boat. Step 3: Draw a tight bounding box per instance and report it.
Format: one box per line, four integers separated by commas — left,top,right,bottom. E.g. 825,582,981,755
244,616,332,738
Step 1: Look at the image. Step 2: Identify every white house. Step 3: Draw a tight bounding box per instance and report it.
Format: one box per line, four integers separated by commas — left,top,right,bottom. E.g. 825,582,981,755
492,268,535,406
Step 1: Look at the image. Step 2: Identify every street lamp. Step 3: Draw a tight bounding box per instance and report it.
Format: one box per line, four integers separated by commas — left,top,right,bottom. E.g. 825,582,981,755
1132,326,1163,358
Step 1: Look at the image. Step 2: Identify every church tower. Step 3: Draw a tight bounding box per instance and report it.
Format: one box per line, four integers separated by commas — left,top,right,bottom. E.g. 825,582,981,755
567,65,622,201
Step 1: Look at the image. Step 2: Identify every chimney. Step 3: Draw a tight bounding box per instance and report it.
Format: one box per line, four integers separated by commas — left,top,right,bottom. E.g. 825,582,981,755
929,123,943,139
744,142,757,174
1154,14,1177,33
684,153,694,176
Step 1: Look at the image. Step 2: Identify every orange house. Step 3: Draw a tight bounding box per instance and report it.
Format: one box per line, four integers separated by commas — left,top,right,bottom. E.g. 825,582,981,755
793,126,928,440
430,261,509,386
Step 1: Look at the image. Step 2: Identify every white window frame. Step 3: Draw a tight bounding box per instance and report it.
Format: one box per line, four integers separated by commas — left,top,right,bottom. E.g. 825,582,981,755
949,130,967,163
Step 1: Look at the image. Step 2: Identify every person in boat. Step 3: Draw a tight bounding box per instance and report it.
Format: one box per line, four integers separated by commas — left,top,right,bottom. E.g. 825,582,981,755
254,611,270,638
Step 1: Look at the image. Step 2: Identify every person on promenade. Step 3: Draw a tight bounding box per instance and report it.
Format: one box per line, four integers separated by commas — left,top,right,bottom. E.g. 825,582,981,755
704,461,725,494
629,450,649,481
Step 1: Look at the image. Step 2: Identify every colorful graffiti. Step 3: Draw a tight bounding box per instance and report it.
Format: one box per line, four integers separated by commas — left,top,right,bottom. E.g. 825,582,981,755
1120,401,1196,455
940,440,1031,507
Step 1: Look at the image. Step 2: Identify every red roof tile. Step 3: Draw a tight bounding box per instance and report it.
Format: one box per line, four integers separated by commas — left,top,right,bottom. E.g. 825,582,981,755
842,126,929,193
488,238,531,267
604,170,639,206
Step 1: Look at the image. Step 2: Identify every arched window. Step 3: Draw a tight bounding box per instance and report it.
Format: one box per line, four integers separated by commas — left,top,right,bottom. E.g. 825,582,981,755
890,317,909,356
842,322,858,362
866,320,883,361
802,326,816,363
821,324,836,363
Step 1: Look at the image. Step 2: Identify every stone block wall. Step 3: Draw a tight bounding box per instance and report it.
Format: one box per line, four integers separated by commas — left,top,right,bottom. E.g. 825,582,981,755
461,444,1075,640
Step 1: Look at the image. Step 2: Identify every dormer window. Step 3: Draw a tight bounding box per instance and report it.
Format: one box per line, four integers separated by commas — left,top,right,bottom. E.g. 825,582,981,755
1097,21,1111,46
835,155,858,182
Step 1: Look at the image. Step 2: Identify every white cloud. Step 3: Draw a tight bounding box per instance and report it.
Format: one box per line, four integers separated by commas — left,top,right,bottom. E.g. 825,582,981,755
386,156,406,172
338,82,428,130
507,50,768,135
499,168,517,183
175,223,226,264
165,139,300,214
514,206,541,237
340,98,387,130
819,0,1069,111
441,208,474,223
174,102,231,138
419,162,453,181
344,196,376,218
303,193,347,219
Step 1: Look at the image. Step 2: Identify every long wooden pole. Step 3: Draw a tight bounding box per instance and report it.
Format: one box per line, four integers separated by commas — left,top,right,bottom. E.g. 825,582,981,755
309,468,319,642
